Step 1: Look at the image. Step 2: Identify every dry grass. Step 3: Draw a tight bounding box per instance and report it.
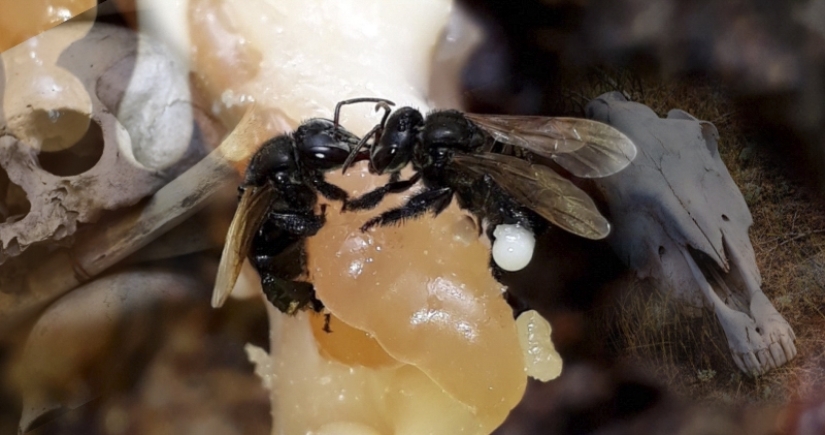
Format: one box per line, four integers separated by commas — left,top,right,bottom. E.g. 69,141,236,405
570,68,825,405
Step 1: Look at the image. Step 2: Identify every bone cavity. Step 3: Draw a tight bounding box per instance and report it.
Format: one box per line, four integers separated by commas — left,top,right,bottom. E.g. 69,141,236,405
2,21,93,152
0,21,196,261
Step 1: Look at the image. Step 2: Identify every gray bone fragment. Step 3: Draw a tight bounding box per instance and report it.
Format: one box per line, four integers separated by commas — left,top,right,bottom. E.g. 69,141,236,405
586,91,796,376
0,21,197,263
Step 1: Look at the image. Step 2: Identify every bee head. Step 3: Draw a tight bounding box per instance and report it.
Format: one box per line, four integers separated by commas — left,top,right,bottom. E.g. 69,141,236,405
370,107,423,175
294,119,359,171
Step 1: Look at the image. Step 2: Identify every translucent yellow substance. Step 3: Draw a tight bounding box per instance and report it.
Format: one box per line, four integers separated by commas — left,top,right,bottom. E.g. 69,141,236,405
307,167,527,427
0,0,95,52
309,313,399,369
245,165,528,435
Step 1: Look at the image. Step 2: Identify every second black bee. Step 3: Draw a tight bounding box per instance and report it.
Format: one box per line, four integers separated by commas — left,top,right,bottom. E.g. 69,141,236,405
341,106,637,248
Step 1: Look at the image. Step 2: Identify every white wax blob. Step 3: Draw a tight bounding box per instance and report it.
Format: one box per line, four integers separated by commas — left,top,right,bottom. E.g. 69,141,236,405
492,224,536,272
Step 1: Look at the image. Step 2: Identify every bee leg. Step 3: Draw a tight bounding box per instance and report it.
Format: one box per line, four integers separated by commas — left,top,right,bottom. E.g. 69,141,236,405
259,271,322,315
258,255,330,331
311,175,349,202
360,186,452,231
343,172,422,211
323,313,333,333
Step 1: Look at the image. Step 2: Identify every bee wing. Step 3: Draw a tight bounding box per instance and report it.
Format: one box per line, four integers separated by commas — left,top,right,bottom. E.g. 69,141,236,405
454,153,611,240
212,184,274,308
464,114,636,178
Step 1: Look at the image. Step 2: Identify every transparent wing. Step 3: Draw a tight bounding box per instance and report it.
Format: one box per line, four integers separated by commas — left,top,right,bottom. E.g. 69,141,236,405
454,153,611,240
212,184,274,308
464,114,636,178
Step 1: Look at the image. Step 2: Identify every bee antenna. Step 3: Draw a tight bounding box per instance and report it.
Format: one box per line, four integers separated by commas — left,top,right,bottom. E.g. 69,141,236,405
333,97,396,130
375,101,393,128
341,124,382,174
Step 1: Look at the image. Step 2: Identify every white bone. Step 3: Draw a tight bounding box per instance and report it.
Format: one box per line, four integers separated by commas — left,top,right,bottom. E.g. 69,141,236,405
0,106,261,334
0,21,196,262
587,91,797,376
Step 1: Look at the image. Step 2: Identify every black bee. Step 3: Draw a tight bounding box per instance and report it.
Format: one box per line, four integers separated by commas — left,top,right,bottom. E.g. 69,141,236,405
340,106,636,253
212,98,394,325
